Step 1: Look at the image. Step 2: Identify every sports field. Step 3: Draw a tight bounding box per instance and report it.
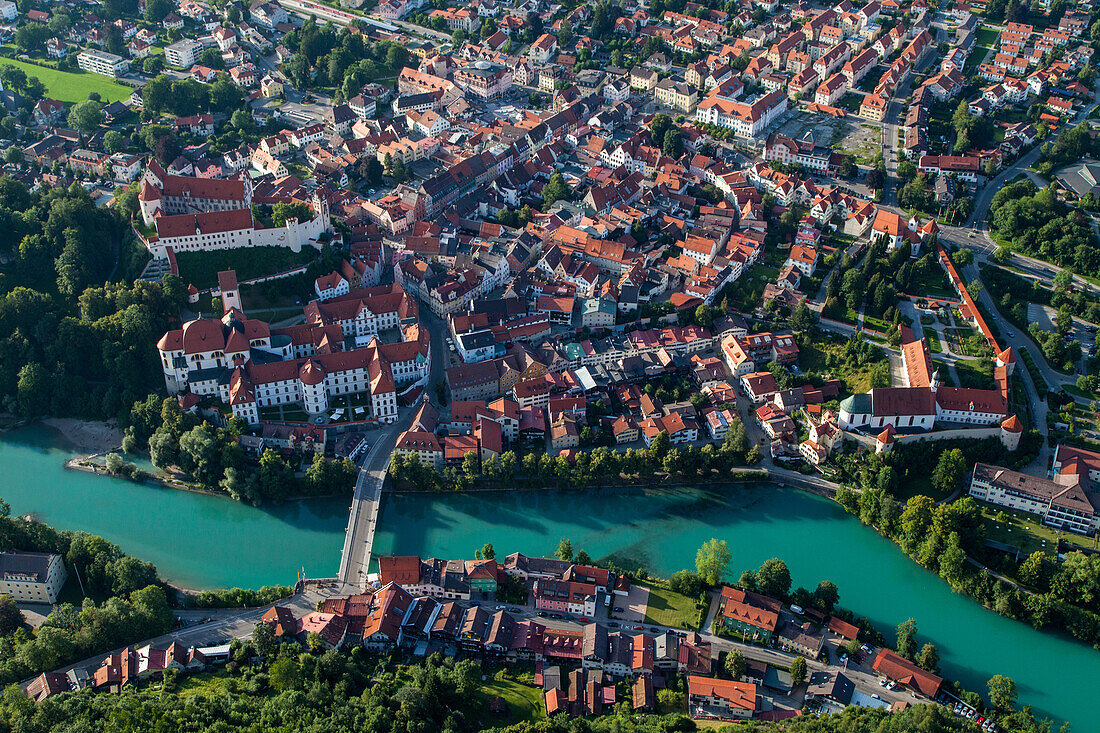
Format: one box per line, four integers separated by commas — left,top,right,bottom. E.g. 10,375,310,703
0,57,132,103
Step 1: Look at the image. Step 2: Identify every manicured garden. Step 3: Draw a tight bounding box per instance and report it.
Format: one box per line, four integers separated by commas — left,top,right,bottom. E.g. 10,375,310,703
0,57,132,103
977,499,1066,557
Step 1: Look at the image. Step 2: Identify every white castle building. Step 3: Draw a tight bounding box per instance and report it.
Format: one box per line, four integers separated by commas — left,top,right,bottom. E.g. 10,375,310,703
137,162,330,259
157,275,427,425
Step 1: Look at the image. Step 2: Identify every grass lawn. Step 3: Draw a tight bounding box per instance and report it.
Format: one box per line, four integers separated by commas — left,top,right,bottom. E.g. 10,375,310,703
927,333,942,353
177,672,237,700
481,678,544,725
175,246,319,289
642,582,699,629
976,499,1068,557
0,57,132,103
975,26,1000,47
1064,383,1094,400
955,357,995,389
862,313,894,334
964,47,991,76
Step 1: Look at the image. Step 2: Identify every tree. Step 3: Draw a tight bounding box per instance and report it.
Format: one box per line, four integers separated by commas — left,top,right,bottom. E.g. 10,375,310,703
896,617,918,660
789,656,807,686
479,543,495,560
555,538,574,562
68,100,104,137
16,362,50,417
144,0,173,22
14,22,50,53
694,538,731,586
916,642,939,673
649,113,672,147
668,569,705,597
988,674,1017,712
0,595,23,636
900,495,935,545
252,621,276,658
104,130,125,154
931,448,967,494
269,656,300,692
557,20,574,48
541,172,571,209
272,201,314,226
725,649,746,680
813,580,839,613
662,128,682,158
105,452,125,475
755,558,791,599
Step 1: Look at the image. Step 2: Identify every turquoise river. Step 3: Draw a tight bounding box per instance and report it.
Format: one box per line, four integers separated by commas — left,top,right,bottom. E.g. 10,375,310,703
0,425,1094,730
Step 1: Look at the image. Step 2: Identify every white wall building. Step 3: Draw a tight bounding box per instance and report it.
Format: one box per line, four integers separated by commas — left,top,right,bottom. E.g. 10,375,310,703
0,552,67,603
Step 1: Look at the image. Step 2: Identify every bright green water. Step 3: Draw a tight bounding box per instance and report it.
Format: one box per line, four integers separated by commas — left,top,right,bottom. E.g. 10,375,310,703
0,425,348,588
0,426,1093,729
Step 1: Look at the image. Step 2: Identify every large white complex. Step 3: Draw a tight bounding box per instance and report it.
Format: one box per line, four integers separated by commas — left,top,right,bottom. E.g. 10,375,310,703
77,50,129,78
137,162,330,258
970,446,1100,536
158,277,426,425
839,327,1013,431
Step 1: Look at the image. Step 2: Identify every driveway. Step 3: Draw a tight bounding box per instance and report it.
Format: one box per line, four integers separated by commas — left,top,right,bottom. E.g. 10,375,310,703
616,584,649,623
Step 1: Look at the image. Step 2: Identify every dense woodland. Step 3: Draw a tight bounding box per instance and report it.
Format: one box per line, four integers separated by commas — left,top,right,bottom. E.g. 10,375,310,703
0,178,187,420
988,180,1100,279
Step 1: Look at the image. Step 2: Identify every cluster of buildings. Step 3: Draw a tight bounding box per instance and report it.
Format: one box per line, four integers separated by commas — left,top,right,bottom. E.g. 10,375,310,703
27,641,230,700
137,162,331,260
157,271,427,426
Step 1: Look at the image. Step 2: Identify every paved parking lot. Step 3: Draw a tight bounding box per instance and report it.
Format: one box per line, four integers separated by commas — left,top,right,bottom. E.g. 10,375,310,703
616,584,649,623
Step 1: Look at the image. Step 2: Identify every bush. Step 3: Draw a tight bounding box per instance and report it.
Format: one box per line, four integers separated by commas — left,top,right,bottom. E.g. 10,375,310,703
668,569,706,597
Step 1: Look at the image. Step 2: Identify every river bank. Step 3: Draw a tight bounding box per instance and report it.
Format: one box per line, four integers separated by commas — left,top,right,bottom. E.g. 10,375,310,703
65,449,350,503
1,425,1096,728
41,418,123,454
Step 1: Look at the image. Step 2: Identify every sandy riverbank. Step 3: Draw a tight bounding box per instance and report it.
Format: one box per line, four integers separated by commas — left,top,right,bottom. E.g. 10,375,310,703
42,418,124,454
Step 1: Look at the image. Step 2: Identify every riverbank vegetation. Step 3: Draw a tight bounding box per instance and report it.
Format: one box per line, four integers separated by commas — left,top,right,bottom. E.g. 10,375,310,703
0,179,188,421
835,442,1100,650
123,395,357,505
0,499,299,685
387,425,762,493
0,499,172,686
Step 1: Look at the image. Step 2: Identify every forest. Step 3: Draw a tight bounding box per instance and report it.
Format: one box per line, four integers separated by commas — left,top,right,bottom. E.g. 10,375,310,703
0,178,187,420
